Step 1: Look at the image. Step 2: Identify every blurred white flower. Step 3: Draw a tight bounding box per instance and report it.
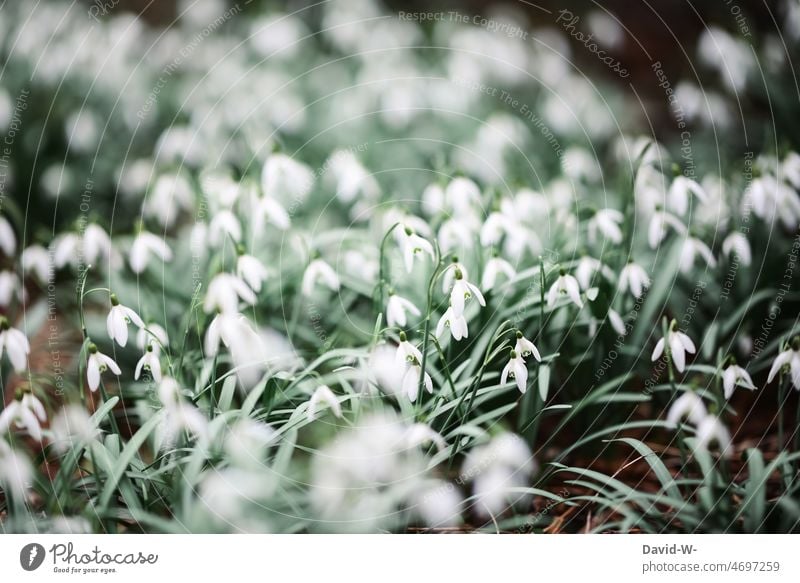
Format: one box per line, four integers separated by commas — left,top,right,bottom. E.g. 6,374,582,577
146,173,194,227
237,253,268,293
0,215,15,256
722,361,756,400
412,480,463,528
482,255,516,291
261,153,313,205
767,340,800,389
547,269,583,308
608,308,627,336
327,150,379,204
588,208,623,244
438,218,476,254
618,261,650,299
301,258,340,297
666,391,707,428
208,209,242,247
0,390,46,441
386,293,420,328
668,175,707,216
21,245,51,282
449,269,485,317
86,344,122,391
106,294,145,347
129,232,173,274
679,236,717,273
253,195,291,231
52,224,117,269
0,437,32,499
652,323,696,373
306,385,343,422
436,305,469,341
721,232,751,266
0,271,24,306
402,362,433,402
223,418,276,468
404,423,446,451
501,350,528,394
694,416,732,457
204,273,257,313
136,323,169,353
0,317,30,372
648,207,686,249
50,405,98,453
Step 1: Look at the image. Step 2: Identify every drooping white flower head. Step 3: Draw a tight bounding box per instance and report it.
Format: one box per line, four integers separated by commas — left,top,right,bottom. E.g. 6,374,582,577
0,389,47,441
145,172,194,228
395,331,423,365
666,391,708,428
134,345,162,383
608,308,627,336
648,206,686,249
588,208,624,244
402,362,433,402
437,218,476,254
223,418,277,468
679,235,717,274
0,316,30,372
404,423,447,452
436,305,469,342
204,273,258,313
441,258,469,294
129,231,173,274
106,294,145,348
448,268,486,318
651,321,697,373
237,253,268,294
721,359,756,400
668,175,707,216
0,270,25,306
21,244,52,282
261,152,314,205
307,385,343,422
253,195,291,232
767,338,800,390
547,268,583,308
0,437,33,499
482,254,516,291
136,323,169,353
618,261,650,299
386,293,420,328
301,257,340,297
396,224,434,273
83,224,116,267
208,209,242,247
694,416,732,458
86,343,122,391
501,349,529,394
50,405,99,453
721,232,751,266
0,215,16,256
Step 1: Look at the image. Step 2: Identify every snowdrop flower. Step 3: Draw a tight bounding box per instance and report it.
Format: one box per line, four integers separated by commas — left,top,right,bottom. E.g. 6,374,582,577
301,257,340,297
438,218,476,254
50,405,98,453
694,416,732,457
482,253,516,291
679,235,717,273
21,245,51,282
326,150,380,204
208,209,242,247
722,359,756,399
721,232,751,266
203,312,263,360
480,211,518,247
0,215,15,256
666,391,708,428
547,269,583,308
136,323,169,353
514,331,541,362
608,308,627,336
386,293,420,328
501,349,529,393
767,338,800,389
158,383,209,449
0,271,24,306
146,173,194,227
618,261,650,299
441,258,469,293
237,252,268,294
0,437,32,499
129,231,173,274
135,345,162,383
402,360,433,402
396,331,423,364
436,305,469,341
106,294,145,347
588,208,623,244
0,316,30,372
86,343,122,391
412,480,464,528
253,195,291,231
203,273,257,313
83,223,115,266
307,385,343,422
652,321,697,373
744,175,800,228
575,255,602,290
449,268,485,317
0,389,46,441
445,177,481,217
261,153,314,205
668,175,707,216
223,418,277,468
404,423,447,451
397,225,434,273
648,206,686,249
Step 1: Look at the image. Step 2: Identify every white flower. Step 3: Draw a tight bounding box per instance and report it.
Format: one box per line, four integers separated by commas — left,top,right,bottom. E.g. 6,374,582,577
514,332,541,362
666,391,707,428
404,423,447,451
86,344,122,391
307,385,343,422
0,317,30,371
449,269,486,317
722,361,756,400
435,305,469,341
668,175,707,216
50,405,98,452
0,215,15,256
501,350,529,394
397,225,434,273
237,254,268,293
261,153,314,204
203,312,262,360
441,260,469,293
575,256,602,290
0,390,46,441
547,269,583,308
0,437,32,498
767,340,800,390
445,177,481,217
106,295,145,347
482,255,516,290
136,324,169,353
652,323,697,373
480,212,518,247
608,308,627,336
134,346,162,383
129,232,173,274
0,271,24,306
51,233,81,269
204,273,257,313
145,173,194,228
618,261,650,299
253,195,291,232
679,236,717,273
326,150,380,204
21,245,51,282
412,480,463,528
438,218,476,253
648,207,686,249
588,208,623,244
386,293,420,328
694,416,732,457
301,257,340,297
402,362,433,402
83,224,115,266
159,401,209,450
721,232,751,266
223,418,277,468
208,209,242,247
395,332,423,365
